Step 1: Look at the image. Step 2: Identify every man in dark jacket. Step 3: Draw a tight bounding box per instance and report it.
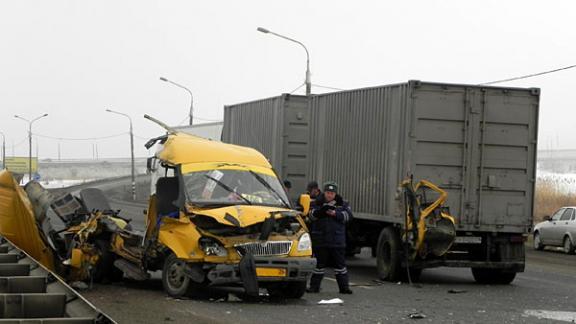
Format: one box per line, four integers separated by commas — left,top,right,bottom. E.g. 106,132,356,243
307,181,353,294
306,181,321,201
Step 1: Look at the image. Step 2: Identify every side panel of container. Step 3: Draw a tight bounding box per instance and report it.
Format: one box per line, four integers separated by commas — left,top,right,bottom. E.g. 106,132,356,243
308,84,411,223
222,96,284,170
281,95,311,199
309,82,538,234
222,95,310,201
409,83,538,233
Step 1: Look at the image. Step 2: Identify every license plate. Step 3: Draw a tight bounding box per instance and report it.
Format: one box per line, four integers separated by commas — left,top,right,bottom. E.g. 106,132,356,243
455,236,482,244
256,267,287,277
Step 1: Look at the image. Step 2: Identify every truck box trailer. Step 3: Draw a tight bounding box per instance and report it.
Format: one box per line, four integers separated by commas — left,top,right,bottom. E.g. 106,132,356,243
222,81,540,284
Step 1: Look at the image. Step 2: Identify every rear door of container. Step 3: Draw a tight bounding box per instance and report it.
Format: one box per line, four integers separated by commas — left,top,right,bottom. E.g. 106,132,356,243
410,82,539,233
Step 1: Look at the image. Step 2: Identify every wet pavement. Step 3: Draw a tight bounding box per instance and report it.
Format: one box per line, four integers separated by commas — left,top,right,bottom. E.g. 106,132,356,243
78,181,576,323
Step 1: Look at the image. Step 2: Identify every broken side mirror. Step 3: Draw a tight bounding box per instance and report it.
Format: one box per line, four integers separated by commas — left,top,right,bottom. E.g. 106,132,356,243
146,157,158,174
298,194,311,216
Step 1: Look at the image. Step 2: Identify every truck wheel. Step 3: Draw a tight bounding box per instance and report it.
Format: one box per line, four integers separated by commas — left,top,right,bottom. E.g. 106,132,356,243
563,236,575,255
533,232,544,251
267,281,307,299
471,268,517,285
162,253,191,298
376,227,402,282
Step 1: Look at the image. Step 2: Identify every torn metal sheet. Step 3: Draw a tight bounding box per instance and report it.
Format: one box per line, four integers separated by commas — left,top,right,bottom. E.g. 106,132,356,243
0,170,55,270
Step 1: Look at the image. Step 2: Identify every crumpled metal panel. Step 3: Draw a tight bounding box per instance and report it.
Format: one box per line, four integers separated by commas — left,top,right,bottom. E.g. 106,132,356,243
0,170,55,270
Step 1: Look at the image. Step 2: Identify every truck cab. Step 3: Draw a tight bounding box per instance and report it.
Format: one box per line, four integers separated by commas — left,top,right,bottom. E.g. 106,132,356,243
143,131,315,298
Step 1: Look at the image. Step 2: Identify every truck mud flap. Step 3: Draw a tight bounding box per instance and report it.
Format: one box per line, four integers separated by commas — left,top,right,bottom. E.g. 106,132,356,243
0,238,115,323
238,253,259,297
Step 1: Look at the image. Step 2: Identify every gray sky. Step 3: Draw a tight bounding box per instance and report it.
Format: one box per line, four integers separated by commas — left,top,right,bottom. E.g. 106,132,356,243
0,0,574,159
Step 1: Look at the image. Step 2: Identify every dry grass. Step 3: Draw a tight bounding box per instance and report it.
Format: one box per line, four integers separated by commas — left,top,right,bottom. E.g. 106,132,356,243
534,176,576,223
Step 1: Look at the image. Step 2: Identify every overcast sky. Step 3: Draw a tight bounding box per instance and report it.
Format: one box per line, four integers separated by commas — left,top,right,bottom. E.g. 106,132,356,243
0,1,574,159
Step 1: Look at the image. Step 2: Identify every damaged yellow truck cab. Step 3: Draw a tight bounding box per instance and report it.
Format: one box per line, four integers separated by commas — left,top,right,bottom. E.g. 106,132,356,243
143,125,315,298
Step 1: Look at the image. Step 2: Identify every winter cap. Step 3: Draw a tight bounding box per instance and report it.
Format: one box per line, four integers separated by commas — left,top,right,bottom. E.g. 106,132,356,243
323,181,338,193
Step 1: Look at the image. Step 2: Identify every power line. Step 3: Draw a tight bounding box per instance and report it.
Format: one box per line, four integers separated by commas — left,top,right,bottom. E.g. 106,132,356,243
480,64,576,85
291,82,344,94
313,83,345,91
290,82,305,94
12,136,28,148
176,114,222,125
33,132,128,141
195,116,222,122
133,134,151,140
176,115,189,126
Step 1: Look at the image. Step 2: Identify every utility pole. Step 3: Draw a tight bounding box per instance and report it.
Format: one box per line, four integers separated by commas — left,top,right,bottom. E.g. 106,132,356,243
257,27,312,96
0,132,5,169
106,109,136,201
159,77,194,125
14,114,48,181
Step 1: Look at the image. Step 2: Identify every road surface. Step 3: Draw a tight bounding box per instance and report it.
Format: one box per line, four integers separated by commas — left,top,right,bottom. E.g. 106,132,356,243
74,181,576,324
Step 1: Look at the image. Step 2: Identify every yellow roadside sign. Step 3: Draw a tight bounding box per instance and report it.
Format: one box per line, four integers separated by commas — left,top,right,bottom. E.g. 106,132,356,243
4,157,38,173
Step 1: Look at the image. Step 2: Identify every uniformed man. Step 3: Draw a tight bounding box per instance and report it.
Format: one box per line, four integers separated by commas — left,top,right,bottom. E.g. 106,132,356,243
307,181,353,294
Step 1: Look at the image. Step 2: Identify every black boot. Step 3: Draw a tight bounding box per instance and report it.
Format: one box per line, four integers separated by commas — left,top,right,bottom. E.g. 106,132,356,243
307,273,324,293
336,273,352,294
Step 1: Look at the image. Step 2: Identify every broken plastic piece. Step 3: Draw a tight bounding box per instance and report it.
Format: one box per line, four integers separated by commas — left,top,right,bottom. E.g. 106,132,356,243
408,312,426,319
318,298,344,305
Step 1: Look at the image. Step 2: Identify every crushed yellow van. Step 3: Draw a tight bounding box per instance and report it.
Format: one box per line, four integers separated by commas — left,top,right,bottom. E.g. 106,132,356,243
133,115,315,298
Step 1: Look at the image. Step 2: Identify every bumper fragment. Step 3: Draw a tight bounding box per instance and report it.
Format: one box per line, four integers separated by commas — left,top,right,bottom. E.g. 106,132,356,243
206,257,316,286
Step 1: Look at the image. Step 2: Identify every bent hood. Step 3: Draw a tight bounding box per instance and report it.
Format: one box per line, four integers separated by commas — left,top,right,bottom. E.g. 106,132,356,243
194,205,293,227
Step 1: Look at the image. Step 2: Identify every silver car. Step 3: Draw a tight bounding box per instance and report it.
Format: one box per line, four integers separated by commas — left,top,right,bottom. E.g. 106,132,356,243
534,207,576,254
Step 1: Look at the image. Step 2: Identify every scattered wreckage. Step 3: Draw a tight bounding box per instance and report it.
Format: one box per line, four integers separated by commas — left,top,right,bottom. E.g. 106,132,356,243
0,115,316,299
0,171,114,323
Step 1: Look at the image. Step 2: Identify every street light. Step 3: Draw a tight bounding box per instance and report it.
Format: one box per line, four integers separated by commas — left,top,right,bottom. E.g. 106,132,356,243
106,108,136,201
159,77,194,125
14,113,48,181
0,131,5,170
257,27,312,96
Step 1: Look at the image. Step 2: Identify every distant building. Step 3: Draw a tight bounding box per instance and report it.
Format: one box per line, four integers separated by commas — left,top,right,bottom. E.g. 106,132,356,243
172,122,223,141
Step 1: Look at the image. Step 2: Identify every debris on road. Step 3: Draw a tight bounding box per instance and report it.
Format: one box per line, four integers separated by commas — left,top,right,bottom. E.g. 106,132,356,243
408,312,427,319
318,298,344,305
70,281,90,290
524,310,576,322
447,289,467,294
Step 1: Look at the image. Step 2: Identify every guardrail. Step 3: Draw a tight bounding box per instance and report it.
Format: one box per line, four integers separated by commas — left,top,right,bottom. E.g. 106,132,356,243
0,237,115,323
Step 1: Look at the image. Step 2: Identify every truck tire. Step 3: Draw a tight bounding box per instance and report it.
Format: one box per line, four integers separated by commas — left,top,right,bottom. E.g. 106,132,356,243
376,227,402,282
162,253,192,298
267,281,307,299
471,268,517,285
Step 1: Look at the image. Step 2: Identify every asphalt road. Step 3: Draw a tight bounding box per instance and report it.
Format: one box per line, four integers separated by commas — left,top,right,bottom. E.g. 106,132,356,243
73,182,576,324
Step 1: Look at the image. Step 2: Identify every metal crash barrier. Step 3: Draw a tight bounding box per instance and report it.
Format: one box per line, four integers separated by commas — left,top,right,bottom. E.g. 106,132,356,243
0,238,115,323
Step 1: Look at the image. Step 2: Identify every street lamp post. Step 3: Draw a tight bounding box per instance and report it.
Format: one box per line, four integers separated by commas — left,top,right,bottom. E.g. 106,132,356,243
14,114,48,181
257,27,312,96
159,77,194,125
0,131,5,170
106,109,136,201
